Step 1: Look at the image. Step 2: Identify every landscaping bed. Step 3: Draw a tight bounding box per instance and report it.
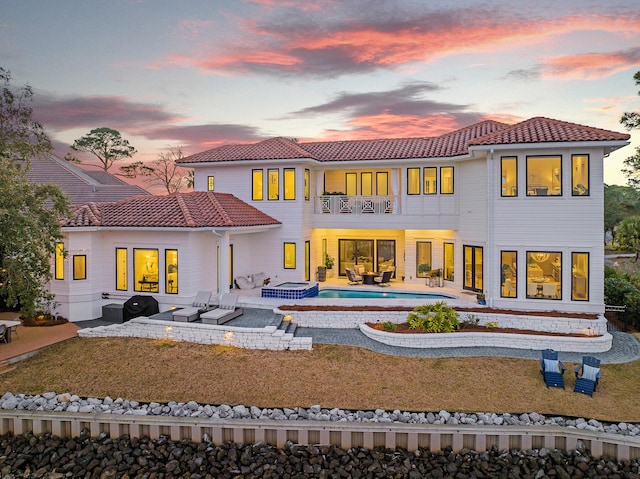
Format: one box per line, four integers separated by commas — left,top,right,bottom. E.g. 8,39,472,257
366,322,598,337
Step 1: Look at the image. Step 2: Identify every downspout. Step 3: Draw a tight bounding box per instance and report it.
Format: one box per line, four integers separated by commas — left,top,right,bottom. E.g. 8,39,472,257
487,149,495,308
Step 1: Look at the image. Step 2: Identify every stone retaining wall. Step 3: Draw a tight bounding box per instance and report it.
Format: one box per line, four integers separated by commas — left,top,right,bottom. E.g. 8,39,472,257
78,317,312,351
360,323,613,352
1,411,638,461
277,308,607,335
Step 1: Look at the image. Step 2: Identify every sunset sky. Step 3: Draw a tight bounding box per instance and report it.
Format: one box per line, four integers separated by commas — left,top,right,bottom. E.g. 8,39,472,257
2,0,639,187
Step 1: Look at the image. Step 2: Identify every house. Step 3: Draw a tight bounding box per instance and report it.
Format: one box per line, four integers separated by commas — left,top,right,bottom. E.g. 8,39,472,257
25,154,149,205
55,116,629,322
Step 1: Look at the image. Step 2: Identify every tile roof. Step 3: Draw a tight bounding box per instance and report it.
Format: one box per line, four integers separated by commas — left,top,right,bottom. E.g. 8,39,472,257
179,117,629,165
25,155,149,205
468,117,631,146
64,191,281,229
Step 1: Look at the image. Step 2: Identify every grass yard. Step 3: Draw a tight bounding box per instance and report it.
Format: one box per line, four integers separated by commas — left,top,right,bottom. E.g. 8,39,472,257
1,336,640,423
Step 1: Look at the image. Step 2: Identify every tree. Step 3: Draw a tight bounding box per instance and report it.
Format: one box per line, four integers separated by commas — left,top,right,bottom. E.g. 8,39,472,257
71,127,137,172
616,216,640,261
621,71,640,187
604,184,640,244
0,68,70,317
120,146,193,194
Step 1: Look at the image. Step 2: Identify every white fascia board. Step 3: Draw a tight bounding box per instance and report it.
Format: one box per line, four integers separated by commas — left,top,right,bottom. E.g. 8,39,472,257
469,140,630,155
180,158,319,168
317,155,470,168
61,224,281,234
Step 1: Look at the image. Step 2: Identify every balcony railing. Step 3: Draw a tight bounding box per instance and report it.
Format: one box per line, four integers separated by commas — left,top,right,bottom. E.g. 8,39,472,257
315,195,397,215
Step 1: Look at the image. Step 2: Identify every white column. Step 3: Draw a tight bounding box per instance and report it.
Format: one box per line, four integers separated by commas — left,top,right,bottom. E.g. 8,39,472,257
215,230,231,297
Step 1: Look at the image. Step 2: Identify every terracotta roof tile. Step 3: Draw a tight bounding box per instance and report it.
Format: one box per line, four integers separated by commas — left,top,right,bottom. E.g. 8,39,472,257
179,116,628,165
63,192,281,229
468,116,630,146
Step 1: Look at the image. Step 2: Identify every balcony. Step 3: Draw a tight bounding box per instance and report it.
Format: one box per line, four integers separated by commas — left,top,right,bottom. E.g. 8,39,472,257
315,195,398,215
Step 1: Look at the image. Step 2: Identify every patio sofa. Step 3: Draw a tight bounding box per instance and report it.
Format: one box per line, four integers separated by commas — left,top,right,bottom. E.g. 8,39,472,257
234,272,269,289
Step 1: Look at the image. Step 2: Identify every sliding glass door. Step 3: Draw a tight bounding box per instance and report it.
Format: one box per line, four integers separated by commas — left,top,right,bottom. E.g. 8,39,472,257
338,239,374,276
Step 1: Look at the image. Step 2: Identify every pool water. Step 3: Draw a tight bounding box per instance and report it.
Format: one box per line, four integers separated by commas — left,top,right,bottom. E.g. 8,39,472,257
317,288,454,299
274,282,310,288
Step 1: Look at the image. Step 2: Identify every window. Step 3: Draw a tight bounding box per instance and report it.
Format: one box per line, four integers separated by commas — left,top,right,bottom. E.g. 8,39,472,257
338,239,373,276
55,242,64,280
165,249,178,294
526,251,561,299
376,172,389,195
501,157,517,197
283,242,296,269
527,156,561,196
252,169,263,201
500,251,517,297
305,241,310,282
345,172,357,196
407,168,420,195
207,176,215,191
73,255,86,280
572,155,589,196
268,169,279,200
116,248,127,290
463,245,483,292
361,172,372,196
572,252,589,301
134,248,159,293
443,242,454,281
284,168,295,200
440,167,454,194
423,167,437,194
304,169,310,200
416,242,432,278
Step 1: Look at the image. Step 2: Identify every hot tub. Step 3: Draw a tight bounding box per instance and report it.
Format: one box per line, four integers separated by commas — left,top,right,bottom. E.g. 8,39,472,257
261,282,319,299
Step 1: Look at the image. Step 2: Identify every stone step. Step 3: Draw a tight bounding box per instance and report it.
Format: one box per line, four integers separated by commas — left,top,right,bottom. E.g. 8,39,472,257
277,319,298,335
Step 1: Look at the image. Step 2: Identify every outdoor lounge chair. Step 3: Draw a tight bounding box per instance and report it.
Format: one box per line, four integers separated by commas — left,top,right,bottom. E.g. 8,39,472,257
374,269,393,287
574,356,601,396
346,268,363,285
173,290,212,322
0,324,8,344
540,349,565,389
200,293,243,325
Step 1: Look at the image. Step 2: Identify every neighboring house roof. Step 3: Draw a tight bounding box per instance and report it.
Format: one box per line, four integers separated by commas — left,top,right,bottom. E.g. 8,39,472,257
25,155,149,205
179,117,630,164
64,191,281,229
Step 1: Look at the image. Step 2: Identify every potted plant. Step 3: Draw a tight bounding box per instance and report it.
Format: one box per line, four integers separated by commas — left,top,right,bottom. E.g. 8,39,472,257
417,263,431,278
324,253,335,270
476,292,486,305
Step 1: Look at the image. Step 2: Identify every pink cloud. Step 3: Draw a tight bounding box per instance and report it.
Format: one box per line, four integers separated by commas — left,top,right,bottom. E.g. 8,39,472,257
541,47,640,80
153,7,640,78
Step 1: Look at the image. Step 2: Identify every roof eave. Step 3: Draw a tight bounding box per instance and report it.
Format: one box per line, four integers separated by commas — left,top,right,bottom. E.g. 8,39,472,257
469,140,630,154
179,157,319,168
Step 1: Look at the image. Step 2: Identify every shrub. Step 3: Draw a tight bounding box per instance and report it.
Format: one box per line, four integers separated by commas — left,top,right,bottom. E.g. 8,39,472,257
624,292,640,329
460,314,480,329
381,321,397,331
604,265,619,279
604,277,637,306
485,321,499,329
407,302,459,333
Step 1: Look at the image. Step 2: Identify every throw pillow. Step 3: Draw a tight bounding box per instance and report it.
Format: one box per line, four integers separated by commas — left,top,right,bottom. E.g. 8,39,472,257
581,364,599,382
543,358,559,373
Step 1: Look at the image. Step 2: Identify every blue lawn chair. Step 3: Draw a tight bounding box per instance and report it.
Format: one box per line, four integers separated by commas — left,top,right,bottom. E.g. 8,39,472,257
574,356,601,396
540,349,565,389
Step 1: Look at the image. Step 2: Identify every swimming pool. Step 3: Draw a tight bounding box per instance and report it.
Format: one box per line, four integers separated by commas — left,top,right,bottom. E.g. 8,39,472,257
317,288,455,299
262,282,319,299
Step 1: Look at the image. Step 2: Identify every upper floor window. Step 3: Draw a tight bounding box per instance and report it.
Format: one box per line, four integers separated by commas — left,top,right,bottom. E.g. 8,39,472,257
440,167,454,194
268,169,279,200
252,169,263,201
376,172,389,195
501,157,517,197
361,172,372,196
423,167,437,194
284,168,295,200
527,156,561,196
207,176,215,191
407,168,420,195
73,255,86,280
304,169,310,200
55,242,65,280
572,154,589,196
345,172,357,196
